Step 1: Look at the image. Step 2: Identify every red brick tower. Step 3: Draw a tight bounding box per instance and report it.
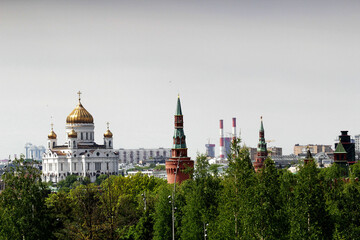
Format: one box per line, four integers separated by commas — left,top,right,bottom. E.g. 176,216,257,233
253,117,268,172
165,96,194,184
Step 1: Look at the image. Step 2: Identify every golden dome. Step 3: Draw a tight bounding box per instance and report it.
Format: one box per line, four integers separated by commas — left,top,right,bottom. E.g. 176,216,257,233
48,130,57,139
104,122,113,138
48,123,57,139
68,129,78,138
66,92,94,124
104,129,113,138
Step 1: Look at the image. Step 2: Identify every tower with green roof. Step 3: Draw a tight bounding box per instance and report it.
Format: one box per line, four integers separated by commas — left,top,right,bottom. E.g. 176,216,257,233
165,96,194,184
334,140,349,176
253,117,268,172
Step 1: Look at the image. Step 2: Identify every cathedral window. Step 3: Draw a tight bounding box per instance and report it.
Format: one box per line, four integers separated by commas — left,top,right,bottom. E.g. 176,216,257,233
49,163,52,171
86,132,88,140
87,162,90,170
48,142,50,148
52,142,55,148
73,141,76,147
81,132,83,140
95,162,101,171
73,163,77,171
109,141,112,148
106,162,109,170
61,163,63,171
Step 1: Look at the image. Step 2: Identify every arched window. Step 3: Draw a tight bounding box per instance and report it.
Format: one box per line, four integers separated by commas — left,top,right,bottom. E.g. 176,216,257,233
48,142,50,148
73,141,76,147
52,142,55,148
109,141,112,148
81,132,83,140
86,132,88,140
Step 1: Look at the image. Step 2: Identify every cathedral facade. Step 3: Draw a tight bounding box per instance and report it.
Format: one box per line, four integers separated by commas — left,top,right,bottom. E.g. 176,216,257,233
42,92,119,183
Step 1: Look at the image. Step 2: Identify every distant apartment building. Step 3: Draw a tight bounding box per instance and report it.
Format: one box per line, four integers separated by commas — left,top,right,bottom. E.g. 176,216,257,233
294,144,333,156
24,143,46,160
118,148,171,164
127,169,167,179
354,135,360,152
267,147,282,157
224,137,232,158
205,144,216,158
249,146,282,161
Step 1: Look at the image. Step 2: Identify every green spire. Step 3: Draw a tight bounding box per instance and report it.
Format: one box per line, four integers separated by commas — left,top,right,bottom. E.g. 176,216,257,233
176,95,182,115
260,116,264,132
335,141,347,154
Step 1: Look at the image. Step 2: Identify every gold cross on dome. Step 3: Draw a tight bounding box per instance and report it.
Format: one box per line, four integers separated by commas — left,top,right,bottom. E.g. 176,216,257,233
107,122,110,130
77,91,82,102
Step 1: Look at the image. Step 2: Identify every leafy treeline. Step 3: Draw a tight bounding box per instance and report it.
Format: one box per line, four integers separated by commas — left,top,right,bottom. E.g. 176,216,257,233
2,140,360,239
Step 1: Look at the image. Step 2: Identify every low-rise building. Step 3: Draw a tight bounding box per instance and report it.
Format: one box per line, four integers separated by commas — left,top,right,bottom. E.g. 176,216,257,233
294,144,333,156
118,148,171,164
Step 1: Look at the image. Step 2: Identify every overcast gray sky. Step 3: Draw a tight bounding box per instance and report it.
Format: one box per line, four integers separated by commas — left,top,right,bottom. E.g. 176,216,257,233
1,0,360,159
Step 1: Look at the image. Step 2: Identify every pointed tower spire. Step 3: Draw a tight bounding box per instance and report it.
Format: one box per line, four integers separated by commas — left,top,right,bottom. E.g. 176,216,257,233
253,116,268,172
166,96,194,184
176,95,182,116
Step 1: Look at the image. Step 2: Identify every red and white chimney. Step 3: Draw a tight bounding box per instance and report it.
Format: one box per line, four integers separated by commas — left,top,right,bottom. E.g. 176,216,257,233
219,119,225,159
232,117,236,140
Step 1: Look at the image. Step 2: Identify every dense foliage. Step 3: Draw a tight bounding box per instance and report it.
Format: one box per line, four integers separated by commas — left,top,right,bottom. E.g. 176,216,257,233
2,144,360,239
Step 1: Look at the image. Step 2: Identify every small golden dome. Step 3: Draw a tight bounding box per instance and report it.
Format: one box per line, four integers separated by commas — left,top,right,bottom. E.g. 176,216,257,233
48,130,57,139
104,122,113,138
66,92,94,124
104,129,113,138
68,129,78,138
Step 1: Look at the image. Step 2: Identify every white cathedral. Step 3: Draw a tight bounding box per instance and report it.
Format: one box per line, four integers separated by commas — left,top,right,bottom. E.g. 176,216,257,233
42,92,119,183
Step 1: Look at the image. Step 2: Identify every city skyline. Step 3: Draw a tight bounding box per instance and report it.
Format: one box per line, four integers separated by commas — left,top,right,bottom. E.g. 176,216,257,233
1,1,360,159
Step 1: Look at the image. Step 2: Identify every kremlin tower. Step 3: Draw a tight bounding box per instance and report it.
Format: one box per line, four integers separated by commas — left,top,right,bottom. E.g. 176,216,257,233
165,96,194,184
253,117,268,172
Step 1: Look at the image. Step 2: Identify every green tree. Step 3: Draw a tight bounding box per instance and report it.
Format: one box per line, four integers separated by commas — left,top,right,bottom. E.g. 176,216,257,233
249,157,284,239
95,174,109,185
0,158,54,240
180,154,221,240
211,138,256,239
332,179,360,239
289,160,331,239
57,174,80,192
153,184,173,240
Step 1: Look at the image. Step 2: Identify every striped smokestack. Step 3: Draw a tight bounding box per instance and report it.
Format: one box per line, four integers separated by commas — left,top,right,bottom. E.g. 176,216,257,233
232,117,236,140
219,119,224,159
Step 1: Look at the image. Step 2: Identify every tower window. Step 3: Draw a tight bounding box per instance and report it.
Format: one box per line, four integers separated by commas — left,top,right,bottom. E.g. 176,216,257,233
61,163,63,171
73,141,76,147
86,132,88,140
81,132,83,140
52,142,55,148
109,141,112,148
